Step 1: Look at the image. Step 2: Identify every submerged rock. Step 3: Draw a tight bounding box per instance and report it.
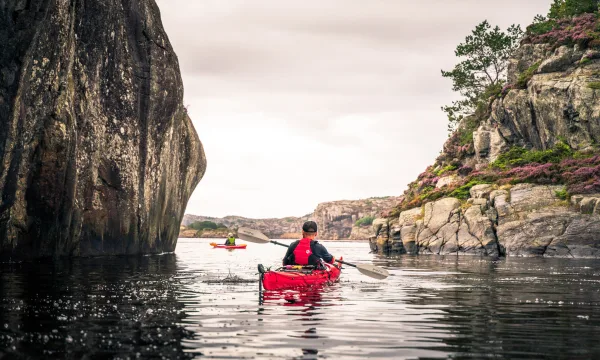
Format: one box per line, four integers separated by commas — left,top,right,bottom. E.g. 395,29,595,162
0,1,205,258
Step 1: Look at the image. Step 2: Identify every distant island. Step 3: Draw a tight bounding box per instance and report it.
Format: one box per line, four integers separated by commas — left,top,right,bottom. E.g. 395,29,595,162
179,196,401,240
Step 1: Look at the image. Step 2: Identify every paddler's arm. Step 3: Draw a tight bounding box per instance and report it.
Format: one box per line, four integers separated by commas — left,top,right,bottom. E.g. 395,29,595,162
312,242,334,263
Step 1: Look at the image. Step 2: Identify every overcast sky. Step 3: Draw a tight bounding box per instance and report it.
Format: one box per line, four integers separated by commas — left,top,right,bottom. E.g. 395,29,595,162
155,0,551,219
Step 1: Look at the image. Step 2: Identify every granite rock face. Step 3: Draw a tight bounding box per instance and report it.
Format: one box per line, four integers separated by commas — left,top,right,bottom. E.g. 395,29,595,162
0,0,205,258
373,38,600,258
371,184,600,258
475,44,600,165
312,197,402,240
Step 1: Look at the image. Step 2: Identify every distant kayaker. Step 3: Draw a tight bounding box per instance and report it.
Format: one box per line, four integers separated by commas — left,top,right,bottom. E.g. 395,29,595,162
224,233,236,246
283,221,337,267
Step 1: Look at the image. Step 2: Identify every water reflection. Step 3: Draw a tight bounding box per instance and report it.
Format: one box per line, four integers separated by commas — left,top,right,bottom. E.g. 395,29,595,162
2,240,600,359
382,255,600,359
0,255,197,359
260,287,339,307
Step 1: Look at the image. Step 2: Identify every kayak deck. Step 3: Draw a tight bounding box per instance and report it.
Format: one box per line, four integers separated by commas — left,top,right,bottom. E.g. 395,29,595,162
260,263,342,291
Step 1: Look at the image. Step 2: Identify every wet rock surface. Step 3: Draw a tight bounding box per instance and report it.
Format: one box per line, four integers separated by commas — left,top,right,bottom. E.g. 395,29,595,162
0,0,205,258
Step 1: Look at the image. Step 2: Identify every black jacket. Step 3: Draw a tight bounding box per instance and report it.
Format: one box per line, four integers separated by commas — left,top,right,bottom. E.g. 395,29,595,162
283,239,333,266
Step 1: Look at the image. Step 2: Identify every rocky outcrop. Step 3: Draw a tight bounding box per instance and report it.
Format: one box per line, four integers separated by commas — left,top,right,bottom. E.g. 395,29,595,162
182,196,400,240
373,18,600,259
371,184,600,258
0,1,205,259
179,226,199,238
182,214,310,239
178,227,230,239
313,197,401,240
474,44,600,166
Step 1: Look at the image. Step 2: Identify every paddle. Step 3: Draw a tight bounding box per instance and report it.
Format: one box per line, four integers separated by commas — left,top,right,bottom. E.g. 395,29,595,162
237,227,390,280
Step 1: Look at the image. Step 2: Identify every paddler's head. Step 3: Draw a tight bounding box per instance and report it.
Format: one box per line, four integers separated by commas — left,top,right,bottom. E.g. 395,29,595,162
228,233,233,237
301,221,318,240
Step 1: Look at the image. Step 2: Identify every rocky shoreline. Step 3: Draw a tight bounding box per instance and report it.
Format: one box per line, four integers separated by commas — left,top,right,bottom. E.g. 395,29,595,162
370,183,600,258
181,196,400,240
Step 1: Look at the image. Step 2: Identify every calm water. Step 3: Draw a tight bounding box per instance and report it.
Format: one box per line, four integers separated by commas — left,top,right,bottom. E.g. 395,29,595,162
2,238,600,359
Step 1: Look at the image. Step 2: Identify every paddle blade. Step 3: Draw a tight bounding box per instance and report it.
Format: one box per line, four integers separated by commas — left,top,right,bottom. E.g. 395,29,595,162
356,264,390,280
238,227,270,243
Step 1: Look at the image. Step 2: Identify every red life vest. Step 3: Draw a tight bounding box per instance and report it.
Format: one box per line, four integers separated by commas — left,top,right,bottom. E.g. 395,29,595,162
293,238,312,265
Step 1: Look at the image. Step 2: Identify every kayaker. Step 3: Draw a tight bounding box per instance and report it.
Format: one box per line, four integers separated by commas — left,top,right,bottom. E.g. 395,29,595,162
282,221,337,267
224,233,236,246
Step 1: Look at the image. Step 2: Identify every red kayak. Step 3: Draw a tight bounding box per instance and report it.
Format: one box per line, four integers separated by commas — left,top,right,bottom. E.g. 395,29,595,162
259,262,342,291
210,242,247,249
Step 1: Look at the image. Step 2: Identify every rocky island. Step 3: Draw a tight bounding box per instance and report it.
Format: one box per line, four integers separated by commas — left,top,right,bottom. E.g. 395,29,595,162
372,5,600,258
181,196,400,240
0,0,205,259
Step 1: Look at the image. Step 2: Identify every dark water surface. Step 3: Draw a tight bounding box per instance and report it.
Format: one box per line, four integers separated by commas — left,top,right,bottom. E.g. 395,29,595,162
2,239,600,359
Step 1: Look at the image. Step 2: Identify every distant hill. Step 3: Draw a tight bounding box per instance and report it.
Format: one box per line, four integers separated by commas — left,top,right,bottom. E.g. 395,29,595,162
181,196,402,240
181,214,311,239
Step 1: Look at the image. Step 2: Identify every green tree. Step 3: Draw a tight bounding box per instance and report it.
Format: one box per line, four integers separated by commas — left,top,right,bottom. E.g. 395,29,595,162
355,216,375,227
441,21,523,130
548,0,598,19
189,221,221,230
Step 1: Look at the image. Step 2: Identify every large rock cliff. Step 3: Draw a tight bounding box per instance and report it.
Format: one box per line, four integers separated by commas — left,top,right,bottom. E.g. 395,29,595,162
372,14,600,258
0,0,205,258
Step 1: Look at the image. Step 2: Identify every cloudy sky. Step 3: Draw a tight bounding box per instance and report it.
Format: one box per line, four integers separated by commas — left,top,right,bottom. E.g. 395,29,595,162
155,0,551,219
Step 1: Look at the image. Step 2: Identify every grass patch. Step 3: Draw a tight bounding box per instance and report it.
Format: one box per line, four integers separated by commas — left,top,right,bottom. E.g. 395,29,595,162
587,81,600,89
435,164,458,176
355,216,375,227
448,180,491,200
491,141,573,169
459,116,480,146
555,188,569,200
516,61,541,88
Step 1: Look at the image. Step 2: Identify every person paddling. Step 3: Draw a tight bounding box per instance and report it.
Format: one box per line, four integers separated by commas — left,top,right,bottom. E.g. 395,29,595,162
282,221,340,268
224,232,236,246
